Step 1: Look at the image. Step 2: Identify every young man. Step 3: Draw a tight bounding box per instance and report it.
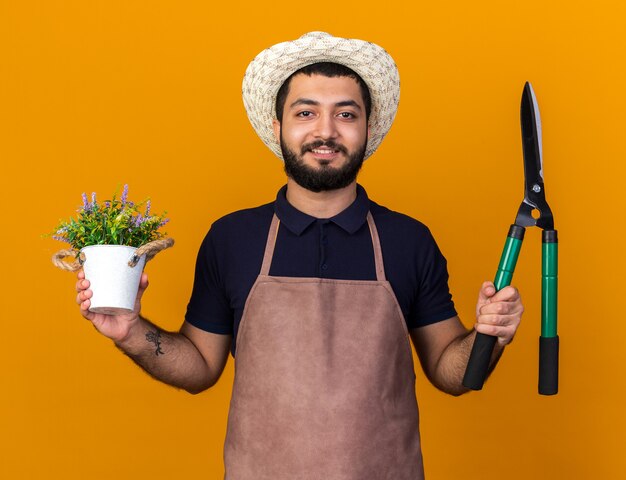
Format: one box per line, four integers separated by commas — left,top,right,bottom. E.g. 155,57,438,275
75,32,523,479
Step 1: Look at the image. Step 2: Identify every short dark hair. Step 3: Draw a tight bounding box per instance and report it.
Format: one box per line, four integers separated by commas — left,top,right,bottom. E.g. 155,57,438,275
275,62,372,123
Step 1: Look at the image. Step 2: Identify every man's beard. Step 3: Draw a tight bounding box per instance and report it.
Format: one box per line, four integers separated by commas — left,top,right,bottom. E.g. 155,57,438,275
280,134,366,193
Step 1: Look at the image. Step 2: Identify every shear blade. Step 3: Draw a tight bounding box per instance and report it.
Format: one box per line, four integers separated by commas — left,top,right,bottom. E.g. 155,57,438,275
518,82,553,230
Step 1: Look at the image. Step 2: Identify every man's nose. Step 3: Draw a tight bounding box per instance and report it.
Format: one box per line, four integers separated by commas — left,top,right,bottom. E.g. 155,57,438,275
313,114,338,140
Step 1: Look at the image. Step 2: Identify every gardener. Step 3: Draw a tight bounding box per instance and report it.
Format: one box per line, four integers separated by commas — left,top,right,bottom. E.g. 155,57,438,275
75,32,523,479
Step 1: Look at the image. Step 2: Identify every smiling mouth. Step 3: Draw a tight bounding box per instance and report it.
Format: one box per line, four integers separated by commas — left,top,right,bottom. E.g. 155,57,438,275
302,141,347,157
310,148,339,155
307,148,342,164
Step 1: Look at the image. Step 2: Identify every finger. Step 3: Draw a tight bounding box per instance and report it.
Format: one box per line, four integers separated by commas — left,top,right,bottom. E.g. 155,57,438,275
475,322,517,344
477,313,517,327
79,298,95,320
479,300,523,316
77,270,85,280
76,278,90,292
76,288,92,305
491,286,520,302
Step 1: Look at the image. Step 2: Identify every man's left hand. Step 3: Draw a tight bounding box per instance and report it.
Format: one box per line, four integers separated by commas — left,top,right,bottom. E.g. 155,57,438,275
474,281,523,346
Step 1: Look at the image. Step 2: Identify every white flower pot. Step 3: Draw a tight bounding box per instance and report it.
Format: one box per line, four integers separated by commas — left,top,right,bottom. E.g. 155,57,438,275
81,245,146,315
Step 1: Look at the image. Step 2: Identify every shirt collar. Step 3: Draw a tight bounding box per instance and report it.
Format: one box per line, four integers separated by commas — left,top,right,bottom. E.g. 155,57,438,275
274,184,370,236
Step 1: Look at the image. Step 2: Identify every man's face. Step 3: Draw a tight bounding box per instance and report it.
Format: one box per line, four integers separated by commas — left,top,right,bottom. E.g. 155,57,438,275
272,74,369,192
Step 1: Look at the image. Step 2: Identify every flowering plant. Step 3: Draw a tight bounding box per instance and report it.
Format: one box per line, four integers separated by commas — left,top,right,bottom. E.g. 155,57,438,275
51,184,169,251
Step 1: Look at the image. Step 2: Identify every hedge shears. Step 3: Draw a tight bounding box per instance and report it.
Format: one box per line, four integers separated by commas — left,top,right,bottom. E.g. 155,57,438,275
462,82,559,395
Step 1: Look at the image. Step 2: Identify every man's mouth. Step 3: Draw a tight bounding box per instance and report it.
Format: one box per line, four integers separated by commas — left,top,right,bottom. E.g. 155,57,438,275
310,148,339,154
307,148,341,163
303,141,347,158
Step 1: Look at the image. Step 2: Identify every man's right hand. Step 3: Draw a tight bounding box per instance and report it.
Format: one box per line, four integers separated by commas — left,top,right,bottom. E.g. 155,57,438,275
76,270,149,344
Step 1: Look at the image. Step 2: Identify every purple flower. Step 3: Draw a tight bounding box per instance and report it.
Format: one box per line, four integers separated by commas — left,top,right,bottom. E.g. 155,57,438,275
132,214,143,227
159,218,170,227
104,201,111,208
121,184,129,207
52,235,70,243
81,192,94,212
91,192,96,208
145,200,151,217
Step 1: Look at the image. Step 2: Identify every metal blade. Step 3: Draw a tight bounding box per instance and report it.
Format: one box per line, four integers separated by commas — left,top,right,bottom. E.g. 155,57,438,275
517,82,553,229
528,83,543,174
521,82,544,190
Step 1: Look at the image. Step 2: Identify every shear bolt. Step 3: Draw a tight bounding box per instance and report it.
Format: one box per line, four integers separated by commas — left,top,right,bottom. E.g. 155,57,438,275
532,184,541,193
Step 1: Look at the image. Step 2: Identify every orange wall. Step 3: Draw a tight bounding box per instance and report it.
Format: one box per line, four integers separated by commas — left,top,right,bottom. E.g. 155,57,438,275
1,1,624,478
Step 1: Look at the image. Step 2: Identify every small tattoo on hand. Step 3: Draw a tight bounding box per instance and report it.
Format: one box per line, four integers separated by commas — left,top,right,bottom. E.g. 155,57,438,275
145,330,164,356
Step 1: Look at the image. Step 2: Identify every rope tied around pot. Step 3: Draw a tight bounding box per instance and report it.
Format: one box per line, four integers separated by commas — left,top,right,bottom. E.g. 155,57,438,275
128,238,174,267
51,238,175,272
52,250,85,272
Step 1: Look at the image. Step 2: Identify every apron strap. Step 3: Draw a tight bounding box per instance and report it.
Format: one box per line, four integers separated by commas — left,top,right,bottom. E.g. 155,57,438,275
260,212,386,281
260,214,280,276
366,212,386,282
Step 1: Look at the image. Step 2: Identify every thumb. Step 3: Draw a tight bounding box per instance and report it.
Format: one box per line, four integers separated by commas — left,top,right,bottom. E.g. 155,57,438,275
135,272,149,302
476,281,496,316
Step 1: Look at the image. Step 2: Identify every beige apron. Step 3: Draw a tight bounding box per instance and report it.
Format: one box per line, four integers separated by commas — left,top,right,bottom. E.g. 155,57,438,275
224,212,424,479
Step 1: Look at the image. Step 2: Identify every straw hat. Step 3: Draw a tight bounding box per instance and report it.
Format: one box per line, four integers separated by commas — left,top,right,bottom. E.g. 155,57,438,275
242,31,400,161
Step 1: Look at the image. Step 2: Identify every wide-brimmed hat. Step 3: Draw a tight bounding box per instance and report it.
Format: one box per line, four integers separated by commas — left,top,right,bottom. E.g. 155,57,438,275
242,31,400,161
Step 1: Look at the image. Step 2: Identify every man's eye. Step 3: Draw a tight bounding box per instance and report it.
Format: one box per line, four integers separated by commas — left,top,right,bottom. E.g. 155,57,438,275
297,111,312,117
339,112,354,118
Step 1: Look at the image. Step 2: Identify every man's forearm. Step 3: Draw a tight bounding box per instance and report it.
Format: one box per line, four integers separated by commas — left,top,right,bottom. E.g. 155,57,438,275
114,315,211,394
434,330,504,396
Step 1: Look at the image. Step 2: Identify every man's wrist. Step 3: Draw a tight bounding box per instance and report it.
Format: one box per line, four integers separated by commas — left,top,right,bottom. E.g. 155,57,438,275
113,314,146,353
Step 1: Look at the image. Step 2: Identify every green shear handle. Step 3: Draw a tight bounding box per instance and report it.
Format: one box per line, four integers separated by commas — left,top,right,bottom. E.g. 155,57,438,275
539,230,558,395
462,225,559,395
462,225,525,391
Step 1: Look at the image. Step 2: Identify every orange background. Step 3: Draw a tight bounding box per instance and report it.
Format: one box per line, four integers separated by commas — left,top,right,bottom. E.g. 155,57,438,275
1,1,625,478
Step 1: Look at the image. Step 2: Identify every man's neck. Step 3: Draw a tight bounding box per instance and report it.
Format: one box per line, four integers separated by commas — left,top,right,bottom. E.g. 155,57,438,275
285,180,358,219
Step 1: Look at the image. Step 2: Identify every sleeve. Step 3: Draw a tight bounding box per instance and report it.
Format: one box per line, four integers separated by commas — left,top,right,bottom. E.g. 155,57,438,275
407,228,457,329
184,227,234,335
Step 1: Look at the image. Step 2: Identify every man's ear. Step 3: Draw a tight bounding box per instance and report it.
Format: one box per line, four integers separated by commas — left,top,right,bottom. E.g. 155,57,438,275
272,119,281,143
